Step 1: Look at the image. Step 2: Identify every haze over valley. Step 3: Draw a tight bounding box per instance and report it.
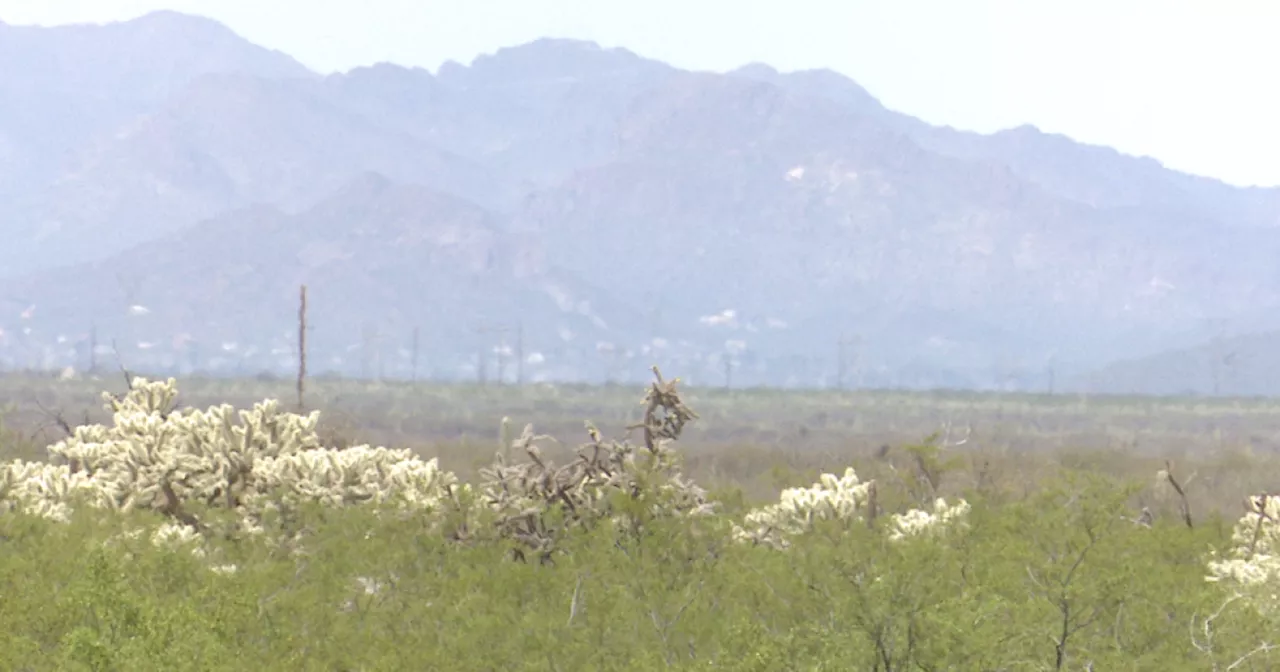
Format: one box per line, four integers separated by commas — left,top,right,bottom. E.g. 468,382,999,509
3,10,1278,394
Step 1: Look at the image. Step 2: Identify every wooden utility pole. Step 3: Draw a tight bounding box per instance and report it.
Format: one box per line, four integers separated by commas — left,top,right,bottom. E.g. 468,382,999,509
1044,351,1057,395
836,335,861,390
599,344,627,385
297,285,307,411
359,323,388,381
88,323,98,375
1210,322,1224,396
410,326,420,383
514,322,524,386
472,322,517,385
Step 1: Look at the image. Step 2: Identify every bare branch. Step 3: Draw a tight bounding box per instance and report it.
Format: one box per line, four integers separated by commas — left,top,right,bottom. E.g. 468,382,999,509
1163,460,1194,529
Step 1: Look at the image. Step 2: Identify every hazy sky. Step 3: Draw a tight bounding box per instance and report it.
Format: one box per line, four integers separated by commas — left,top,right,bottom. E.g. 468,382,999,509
5,0,1278,187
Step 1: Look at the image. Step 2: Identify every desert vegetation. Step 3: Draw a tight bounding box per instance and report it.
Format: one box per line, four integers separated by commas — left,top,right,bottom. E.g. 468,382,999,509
1,368,1280,670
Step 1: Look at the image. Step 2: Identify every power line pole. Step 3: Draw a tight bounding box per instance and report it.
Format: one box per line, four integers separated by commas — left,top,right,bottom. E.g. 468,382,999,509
599,344,626,385
473,322,519,385
361,324,373,379
1210,320,1226,396
514,322,524,386
296,285,307,411
410,326,420,383
836,334,861,390
360,323,388,381
88,323,98,375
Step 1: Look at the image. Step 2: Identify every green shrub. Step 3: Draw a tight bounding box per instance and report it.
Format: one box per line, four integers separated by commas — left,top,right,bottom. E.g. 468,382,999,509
1,371,1278,669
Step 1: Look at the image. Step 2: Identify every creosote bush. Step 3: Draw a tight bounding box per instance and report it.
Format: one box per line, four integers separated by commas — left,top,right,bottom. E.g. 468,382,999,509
3,370,1280,668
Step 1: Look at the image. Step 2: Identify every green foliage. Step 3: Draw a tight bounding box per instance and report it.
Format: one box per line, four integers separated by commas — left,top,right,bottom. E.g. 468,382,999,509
0,403,46,462
2,373,1279,668
0,476,1274,670
890,431,967,505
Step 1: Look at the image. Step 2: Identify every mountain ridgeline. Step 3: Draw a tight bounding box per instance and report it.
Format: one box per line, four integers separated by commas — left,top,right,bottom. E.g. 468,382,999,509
2,11,1278,393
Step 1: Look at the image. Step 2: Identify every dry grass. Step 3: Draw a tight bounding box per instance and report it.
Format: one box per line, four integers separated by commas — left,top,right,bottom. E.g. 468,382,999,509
1,371,1278,519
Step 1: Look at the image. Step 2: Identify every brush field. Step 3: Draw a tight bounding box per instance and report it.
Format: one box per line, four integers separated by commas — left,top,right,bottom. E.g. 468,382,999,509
1,371,1279,670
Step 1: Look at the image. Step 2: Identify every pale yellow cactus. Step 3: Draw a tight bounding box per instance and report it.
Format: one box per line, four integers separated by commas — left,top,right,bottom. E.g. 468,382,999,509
732,467,969,549
732,467,876,549
1206,494,1280,615
0,372,721,573
1,460,108,522
3,377,461,548
887,497,972,541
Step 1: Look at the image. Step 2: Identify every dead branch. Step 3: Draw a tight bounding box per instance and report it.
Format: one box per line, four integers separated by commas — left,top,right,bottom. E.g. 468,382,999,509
1163,460,1194,529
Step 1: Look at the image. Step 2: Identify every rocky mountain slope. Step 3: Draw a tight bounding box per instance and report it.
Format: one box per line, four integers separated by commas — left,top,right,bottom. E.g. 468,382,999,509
2,173,638,381
3,10,1278,389
0,11,312,203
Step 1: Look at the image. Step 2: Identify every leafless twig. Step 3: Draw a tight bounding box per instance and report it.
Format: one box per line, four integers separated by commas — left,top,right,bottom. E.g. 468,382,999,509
1163,460,1194,529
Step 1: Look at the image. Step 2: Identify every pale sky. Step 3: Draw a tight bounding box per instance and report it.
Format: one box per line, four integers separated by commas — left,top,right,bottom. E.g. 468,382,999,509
5,0,1279,187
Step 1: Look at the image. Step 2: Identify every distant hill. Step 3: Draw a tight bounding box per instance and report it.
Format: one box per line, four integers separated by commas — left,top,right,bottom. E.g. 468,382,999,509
1077,330,1280,397
514,70,1280,372
4,11,1280,387
13,73,508,271
0,11,313,203
0,173,641,381
735,63,1280,228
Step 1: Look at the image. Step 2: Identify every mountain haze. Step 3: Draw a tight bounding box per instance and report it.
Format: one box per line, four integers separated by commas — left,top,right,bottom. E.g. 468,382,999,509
10,71,516,273
2,10,1278,390
0,11,312,201
3,173,640,381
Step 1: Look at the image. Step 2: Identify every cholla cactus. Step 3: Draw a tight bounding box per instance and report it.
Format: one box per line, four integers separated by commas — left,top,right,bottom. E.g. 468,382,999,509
1,371,713,567
732,467,875,549
1206,494,1280,615
733,467,970,549
0,460,107,522
887,497,972,541
2,377,461,544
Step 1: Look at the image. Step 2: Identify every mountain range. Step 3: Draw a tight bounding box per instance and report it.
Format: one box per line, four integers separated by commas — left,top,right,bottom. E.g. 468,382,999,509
2,10,1278,391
